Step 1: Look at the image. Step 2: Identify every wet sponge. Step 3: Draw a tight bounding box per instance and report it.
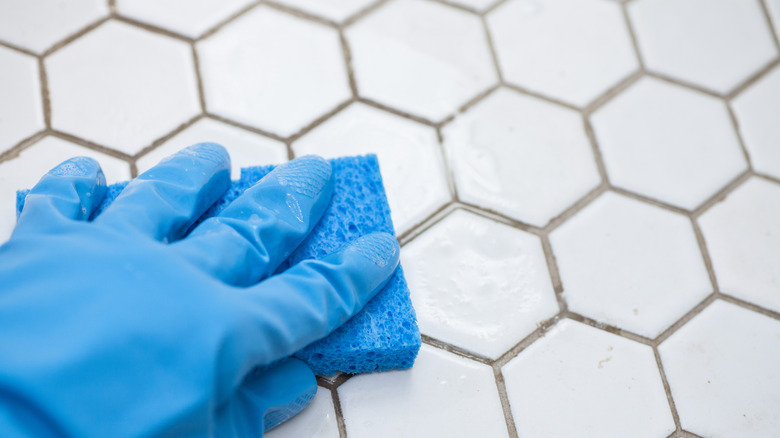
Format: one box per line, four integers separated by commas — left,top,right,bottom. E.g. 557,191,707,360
17,155,421,375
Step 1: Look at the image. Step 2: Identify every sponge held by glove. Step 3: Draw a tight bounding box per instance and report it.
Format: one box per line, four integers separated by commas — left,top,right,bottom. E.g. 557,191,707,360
17,154,421,376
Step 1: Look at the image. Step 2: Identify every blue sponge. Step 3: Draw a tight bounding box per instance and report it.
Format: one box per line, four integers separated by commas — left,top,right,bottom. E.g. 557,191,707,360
17,155,421,375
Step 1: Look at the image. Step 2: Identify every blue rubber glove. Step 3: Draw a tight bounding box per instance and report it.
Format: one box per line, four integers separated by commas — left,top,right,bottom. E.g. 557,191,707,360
0,143,400,437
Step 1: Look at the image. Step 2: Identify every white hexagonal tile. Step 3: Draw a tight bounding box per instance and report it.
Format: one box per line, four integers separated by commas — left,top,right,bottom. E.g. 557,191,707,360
265,386,339,438
442,88,600,227
116,0,254,39
659,300,780,437
550,192,712,338
339,344,508,438
272,0,378,23
346,0,497,122
699,177,780,314
591,77,747,210
503,319,675,438
0,136,131,243
198,6,350,138
732,66,780,179
487,0,638,107
46,21,200,155
402,209,558,359
0,0,108,54
0,46,44,153
629,0,778,94
446,0,500,12
292,103,450,234
136,118,288,180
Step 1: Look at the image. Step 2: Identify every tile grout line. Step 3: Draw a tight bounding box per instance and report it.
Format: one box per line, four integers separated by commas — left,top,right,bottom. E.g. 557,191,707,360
725,57,779,100
653,347,683,433
718,293,780,322
0,131,48,164
37,58,52,130
190,44,208,114
338,30,359,98
43,16,111,58
0,39,38,57
421,334,492,365
263,0,338,28
492,365,519,438
330,386,349,438
433,126,460,203
481,13,506,83
197,1,262,42
691,170,752,218
342,0,392,28
112,15,194,43
759,0,780,50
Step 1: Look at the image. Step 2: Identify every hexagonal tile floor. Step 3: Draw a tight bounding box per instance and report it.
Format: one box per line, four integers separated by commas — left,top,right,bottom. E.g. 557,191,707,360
2,1,779,437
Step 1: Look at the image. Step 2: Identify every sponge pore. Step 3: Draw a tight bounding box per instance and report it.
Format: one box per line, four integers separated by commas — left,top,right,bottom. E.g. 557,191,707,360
17,154,421,376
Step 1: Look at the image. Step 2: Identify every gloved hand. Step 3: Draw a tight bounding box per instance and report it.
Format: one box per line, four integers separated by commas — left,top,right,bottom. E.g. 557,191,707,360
0,143,400,437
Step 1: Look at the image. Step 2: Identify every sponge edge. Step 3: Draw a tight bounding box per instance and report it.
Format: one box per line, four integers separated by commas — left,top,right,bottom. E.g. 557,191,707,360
16,154,421,375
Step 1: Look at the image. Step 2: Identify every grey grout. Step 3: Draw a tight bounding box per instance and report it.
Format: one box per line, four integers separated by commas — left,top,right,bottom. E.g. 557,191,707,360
620,0,645,70
421,334,492,365
196,1,261,42
342,0,391,28
492,365,519,438
262,0,337,28
37,58,52,130
42,16,111,57
330,386,350,438
691,170,752,218
653,347,683,432
759,0,780,50
339,30,359,98
725,58,780,101
190,45,208,114
112,15,193,43
0,39,38,57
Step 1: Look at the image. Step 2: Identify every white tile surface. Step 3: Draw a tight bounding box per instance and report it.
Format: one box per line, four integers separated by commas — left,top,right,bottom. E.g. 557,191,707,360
266,387,339,438
629,0,778,94
402,209,558,359
659,300,780,437
550,192,712,338
272,0,378,23
487,0,638,107
0,47,44,153
442,88,600,227
503,319,675,438
339,344,509,438
2,2,779,435
699,178,780,314
0,0,108,54
116,0,254,39
731,66,780,179
198,6,350,138
136,118,288,180
46,21,200,155
0,136,130,243
591,77,747,210
293,103,450,235
346,0,497,122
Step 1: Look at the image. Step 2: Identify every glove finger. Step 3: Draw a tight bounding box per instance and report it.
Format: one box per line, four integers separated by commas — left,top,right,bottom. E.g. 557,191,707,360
170,155,333,286
15,157,107,235
228,232,400,367
94,143,231,242
215,358,317,437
